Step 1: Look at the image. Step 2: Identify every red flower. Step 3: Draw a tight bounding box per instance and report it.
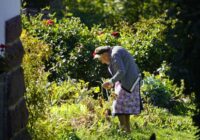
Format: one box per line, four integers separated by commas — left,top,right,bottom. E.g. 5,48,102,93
0,44,6,48
111,31,120,38
46,19,54,26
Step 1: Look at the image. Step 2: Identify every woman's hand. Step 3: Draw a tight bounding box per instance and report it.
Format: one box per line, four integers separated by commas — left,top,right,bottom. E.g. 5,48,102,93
102,81,113,90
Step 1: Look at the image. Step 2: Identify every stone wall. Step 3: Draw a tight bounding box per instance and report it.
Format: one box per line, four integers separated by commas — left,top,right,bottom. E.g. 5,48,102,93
0,73,8,140
0,15,31,140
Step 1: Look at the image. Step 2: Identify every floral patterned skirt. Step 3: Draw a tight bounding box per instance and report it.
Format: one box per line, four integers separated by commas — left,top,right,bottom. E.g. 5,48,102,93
112,81,142,116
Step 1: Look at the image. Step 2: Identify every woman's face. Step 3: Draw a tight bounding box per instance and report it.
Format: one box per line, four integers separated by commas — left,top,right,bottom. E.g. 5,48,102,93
99,52,111,65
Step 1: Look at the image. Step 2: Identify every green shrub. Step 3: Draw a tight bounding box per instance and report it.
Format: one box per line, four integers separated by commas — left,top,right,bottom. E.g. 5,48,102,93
137,104,196,133
48,79,98,106
141,62,195,115
22,14,112,84
21,32,195,138
22,14,174,84
117,15,175,72
21,30,52,137
61,0,174,27
29,93,196,140
62,0,140,27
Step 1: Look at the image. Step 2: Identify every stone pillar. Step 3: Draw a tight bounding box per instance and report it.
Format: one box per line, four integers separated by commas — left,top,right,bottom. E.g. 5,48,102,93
0,15,31,140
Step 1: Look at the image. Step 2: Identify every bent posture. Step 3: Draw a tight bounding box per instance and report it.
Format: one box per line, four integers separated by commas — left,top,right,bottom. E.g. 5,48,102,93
93,46,142,133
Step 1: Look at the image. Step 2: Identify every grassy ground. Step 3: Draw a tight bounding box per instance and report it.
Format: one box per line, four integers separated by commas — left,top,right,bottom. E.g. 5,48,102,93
32,102,196,140
74,118,196,140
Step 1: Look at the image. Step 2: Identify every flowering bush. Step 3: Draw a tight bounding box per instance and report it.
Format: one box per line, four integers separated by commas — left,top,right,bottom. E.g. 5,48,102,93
22,13,174,85
22,14,119,84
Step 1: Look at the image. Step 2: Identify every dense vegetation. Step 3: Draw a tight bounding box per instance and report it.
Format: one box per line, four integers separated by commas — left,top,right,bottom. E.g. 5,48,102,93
21,30,196,139
21,0,200,139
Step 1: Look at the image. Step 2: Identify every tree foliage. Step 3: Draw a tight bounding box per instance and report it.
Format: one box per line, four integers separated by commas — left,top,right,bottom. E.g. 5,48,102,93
166,0,200,137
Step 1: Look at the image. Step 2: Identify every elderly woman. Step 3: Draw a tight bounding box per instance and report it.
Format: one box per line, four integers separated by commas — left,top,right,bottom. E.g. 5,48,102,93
93,46,142,133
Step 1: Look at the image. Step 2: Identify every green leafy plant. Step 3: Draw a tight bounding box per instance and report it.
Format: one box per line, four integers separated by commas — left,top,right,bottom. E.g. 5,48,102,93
141,62,195,115
61,0,174,27
22,14,112,84
22,13,175,85
21,30,52,138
